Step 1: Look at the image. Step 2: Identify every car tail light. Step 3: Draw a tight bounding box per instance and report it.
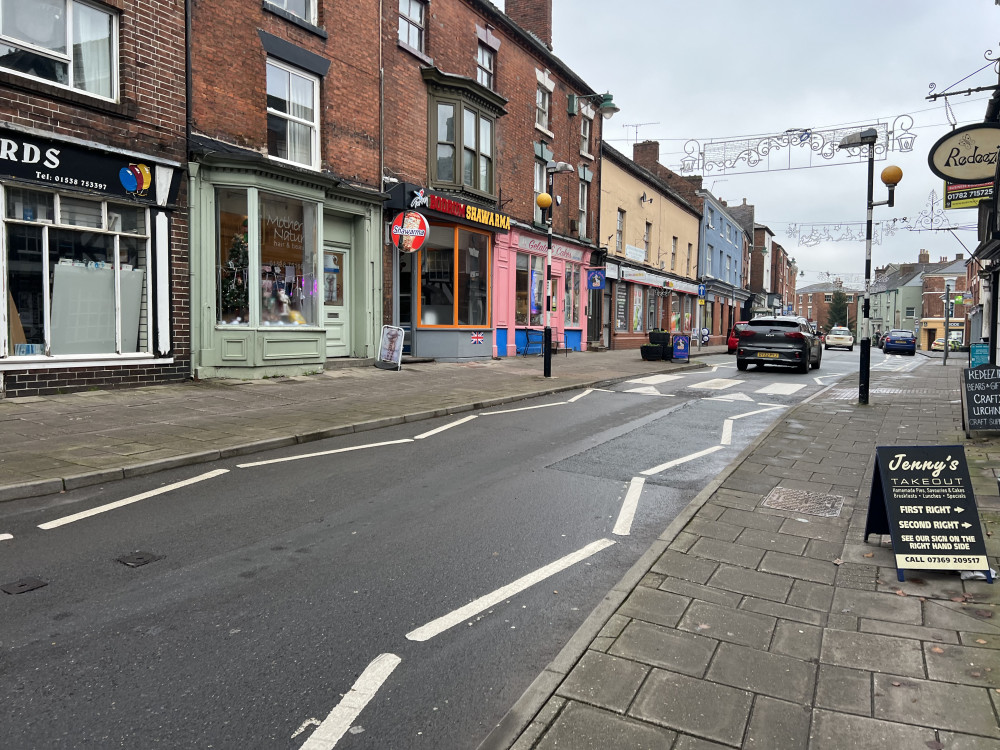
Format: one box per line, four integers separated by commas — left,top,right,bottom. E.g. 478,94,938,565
784,332,805,340
739,330,755,338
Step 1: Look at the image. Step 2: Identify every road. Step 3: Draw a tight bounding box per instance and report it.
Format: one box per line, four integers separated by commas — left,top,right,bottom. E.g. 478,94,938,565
0,348,921,749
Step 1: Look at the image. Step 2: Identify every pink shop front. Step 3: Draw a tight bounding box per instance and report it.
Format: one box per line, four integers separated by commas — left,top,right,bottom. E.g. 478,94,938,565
493,227,594,357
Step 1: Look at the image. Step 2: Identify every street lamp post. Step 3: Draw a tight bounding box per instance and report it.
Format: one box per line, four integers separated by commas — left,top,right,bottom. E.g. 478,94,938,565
536,160,575,377
837,129,902,405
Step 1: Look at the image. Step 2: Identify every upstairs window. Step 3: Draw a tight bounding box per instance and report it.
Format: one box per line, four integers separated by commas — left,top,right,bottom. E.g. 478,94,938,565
431,99,495,195
578,181,588,237
476,43,494,89
580,115,592,156
615,209,625,254
535,86,550,130
398,0,426,53
266,59,319,169
268,0,315,23
533,160,545,224
0,0,116,99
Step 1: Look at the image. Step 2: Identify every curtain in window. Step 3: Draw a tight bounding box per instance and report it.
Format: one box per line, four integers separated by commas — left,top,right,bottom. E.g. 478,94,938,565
287,72,314,165
72,2,112,97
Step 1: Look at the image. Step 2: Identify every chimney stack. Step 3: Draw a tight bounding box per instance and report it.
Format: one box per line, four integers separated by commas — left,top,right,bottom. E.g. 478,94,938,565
918,249,930,264
504,0,553,48
633,141,659,169
956,252,964,260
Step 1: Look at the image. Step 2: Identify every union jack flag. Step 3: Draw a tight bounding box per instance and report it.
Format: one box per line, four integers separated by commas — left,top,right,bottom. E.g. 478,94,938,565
470,332,484,344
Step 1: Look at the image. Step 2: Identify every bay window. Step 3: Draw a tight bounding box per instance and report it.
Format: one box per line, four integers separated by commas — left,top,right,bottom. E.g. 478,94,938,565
0,0,116,99
432,98,495,195
4,187,149,357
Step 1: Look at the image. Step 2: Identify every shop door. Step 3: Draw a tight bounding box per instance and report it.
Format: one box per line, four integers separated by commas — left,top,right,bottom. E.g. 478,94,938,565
602,291,611,348
324,247,350,357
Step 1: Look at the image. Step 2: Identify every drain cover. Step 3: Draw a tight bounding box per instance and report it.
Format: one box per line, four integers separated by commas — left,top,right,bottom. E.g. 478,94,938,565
117,551,160,567
761,487,845,517
2,577,47,595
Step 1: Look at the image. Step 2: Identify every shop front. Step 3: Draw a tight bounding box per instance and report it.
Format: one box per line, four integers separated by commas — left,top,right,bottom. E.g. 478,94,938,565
0,129,184,397
493,226,593,357
189,137,381,379
386,184,508,360
608,261,698,350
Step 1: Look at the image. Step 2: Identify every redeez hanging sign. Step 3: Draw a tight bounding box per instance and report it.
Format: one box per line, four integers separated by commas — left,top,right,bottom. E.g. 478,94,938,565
390,210,429,252
865,445,991,582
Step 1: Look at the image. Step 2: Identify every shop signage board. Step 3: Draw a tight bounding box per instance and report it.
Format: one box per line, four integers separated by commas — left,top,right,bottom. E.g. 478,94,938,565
962,365,1000,433
586,269,605,290
390,210,429,252
945,180,993,209
375,325,405,370
971,343,989,368
672,335,689,362
928,123,1000,183
865,445,991,582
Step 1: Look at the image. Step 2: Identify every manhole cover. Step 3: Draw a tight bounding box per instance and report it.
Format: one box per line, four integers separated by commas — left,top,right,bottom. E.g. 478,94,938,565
761,487,845,517
117,551,160,567
2,577,47,595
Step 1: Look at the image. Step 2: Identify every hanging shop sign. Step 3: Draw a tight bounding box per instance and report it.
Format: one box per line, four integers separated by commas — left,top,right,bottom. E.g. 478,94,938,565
586,269,606,290
944,180,994,210
0,128,179,205
865,445,991,582
928,124,1000,182
390,210,429,252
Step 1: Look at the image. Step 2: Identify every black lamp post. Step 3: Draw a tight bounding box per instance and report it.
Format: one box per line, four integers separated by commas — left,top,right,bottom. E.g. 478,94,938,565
837,129,902,405
536,160,574,377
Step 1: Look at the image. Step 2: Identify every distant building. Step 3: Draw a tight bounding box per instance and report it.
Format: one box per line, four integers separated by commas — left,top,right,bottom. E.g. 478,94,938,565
793,281,861,333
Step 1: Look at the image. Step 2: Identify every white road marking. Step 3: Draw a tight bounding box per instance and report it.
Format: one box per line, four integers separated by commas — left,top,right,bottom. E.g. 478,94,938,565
755,383,805,396
567,389,594,403
612,477,645,536
237,439,413,468
689,378,742,390
299,653,401,750
482,402,566,415
626,374,683,385
414,415,477,439
721,420,733,445
729,405,785,421
0,533,12,542
641,445,725,476
38,469,229,530
624,386,669,396
406,539,616,642
703,393,755,402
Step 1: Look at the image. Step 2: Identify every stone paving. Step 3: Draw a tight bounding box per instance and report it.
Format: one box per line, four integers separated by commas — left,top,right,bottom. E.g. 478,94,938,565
482,356,1000,750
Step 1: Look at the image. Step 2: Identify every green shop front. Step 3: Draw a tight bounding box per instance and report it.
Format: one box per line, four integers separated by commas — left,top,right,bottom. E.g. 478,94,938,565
189,137,382,378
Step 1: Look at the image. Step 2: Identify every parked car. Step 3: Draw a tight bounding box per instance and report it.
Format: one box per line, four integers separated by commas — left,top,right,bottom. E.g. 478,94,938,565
882,329,916,355
824,326,854,351
726,322,750,354
931,337,960,352
735,316,822,373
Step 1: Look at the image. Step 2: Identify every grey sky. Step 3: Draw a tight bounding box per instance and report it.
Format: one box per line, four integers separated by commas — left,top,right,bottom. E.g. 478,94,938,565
505,0,1000,286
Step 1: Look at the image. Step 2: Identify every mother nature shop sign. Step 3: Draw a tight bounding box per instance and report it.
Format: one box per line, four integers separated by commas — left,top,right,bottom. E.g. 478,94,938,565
865,446,991,582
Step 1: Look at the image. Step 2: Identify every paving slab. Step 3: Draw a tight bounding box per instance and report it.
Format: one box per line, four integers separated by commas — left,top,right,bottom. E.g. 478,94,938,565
708,564,793,602
923,641,1000,688
677,601,776,650
705,641,816,703
808,709,936,750
831,587,923,625
608,620,718,678
820,629,926,678
616,586,691,629
872,673,1000,737
534,701,677,750
814,664,872,716
555,650,649,713
744,697,812,750
688,537,766,569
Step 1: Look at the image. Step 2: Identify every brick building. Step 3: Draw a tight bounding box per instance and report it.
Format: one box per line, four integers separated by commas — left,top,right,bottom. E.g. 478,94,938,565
793,281,861,333
382,0,612,358
0,0,188,397
187,0,384,378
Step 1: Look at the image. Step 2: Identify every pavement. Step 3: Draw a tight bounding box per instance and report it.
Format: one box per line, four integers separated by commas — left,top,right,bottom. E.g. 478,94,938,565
3,345,1000,748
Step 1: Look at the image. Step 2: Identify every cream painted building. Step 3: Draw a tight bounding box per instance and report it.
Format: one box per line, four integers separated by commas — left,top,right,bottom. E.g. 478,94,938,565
597,143,701,350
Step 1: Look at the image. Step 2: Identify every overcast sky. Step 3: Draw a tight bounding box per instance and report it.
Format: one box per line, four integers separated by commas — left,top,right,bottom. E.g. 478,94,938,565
501,0,1000,287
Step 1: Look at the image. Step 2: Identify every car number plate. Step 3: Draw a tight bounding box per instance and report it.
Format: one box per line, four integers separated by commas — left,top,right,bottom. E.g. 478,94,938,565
757,352,780,358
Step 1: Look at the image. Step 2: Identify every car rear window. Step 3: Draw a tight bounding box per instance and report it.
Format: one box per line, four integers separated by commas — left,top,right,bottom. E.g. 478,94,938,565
889,330,913,336
748,320,800,331
830,328,850,335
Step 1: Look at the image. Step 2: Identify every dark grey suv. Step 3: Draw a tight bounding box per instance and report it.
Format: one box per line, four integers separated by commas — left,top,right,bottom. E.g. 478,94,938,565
735,316,822,373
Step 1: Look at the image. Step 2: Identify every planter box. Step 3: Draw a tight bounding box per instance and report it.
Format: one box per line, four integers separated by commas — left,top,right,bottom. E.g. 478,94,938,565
640,344,663,361
648,330,670,346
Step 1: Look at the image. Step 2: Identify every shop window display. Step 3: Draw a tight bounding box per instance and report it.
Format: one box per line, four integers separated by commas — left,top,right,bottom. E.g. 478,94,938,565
4,187,148,357
515,252,543,326
419,225,490,327
564,265,580,326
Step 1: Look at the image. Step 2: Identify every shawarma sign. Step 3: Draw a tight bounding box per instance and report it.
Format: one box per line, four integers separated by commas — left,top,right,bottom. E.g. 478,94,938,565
928,123,1000,182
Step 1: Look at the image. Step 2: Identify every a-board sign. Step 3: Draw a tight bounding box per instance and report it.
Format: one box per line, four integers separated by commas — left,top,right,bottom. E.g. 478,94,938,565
672,335,689,362
971,343,989,368
375,325,404,370
865,445,992,582
963,365,1000,432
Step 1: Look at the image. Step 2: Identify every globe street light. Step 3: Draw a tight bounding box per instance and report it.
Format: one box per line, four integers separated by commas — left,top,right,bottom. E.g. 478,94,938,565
536,160,575,377
837,128,902,405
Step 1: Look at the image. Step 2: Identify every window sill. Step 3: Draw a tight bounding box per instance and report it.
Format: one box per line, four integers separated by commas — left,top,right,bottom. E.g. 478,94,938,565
262,1,328,38
398,40,433,66
534,123,554,139
0,71,136,118
580,151,594,161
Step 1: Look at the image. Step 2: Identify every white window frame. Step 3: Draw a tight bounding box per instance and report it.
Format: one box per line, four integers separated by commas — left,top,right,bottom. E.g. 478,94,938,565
616,209,625,254
644,222,651,253
476,42,494,90
268,0,316,23
1,185,154,362
578,180,588,237
580,113,593,158
533,160,546,224
265,58,320,170
535,68,555,135
0,0,119,101
905,306,915,318
398,0,427,53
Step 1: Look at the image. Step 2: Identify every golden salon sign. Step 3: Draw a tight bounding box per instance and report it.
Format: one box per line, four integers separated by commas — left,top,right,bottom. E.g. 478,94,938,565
928,123,1000,182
